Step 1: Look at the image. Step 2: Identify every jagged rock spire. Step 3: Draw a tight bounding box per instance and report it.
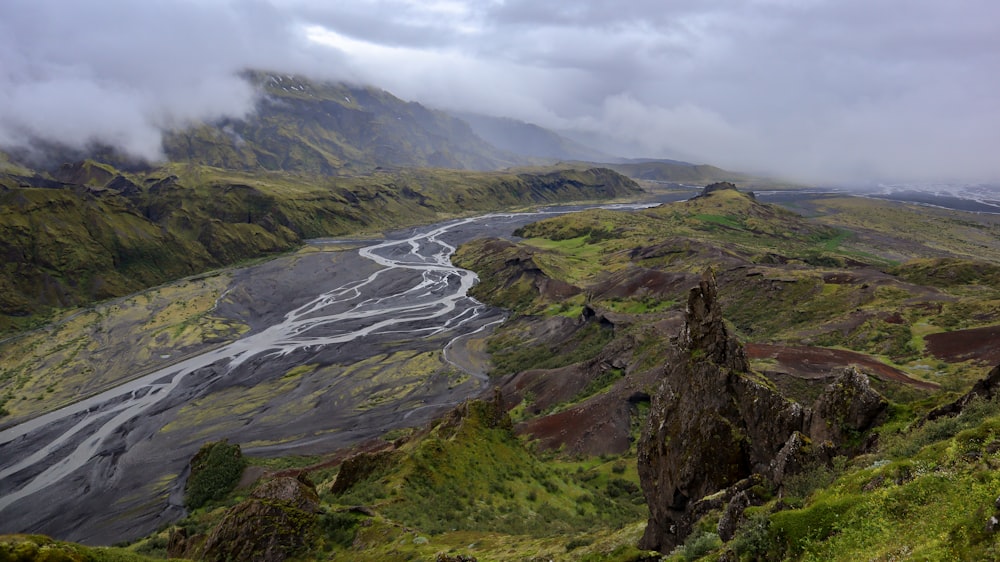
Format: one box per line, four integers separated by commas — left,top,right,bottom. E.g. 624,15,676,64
681,268,749,372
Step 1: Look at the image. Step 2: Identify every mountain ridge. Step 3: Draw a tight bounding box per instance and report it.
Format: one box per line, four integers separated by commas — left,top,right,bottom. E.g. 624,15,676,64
0,161,641,336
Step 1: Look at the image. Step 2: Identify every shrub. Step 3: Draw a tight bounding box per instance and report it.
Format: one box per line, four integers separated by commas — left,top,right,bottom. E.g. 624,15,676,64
681,530,721,560
731,509,772,559
319,511,363,548
184,440,246,509
606,478,641,499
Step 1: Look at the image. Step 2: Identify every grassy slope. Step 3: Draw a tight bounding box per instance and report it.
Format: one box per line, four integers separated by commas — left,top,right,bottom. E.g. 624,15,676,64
461,189,1000,387
450,187,1000,560
0,534,182,562
602,160,751,185
125,399,655,562
0,163,639,335
727,397,1000,561
8,186,1000,560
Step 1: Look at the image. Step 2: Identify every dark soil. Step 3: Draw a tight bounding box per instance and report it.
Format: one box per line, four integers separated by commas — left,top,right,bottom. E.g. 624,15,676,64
747,343,938,390
925,326,1000,365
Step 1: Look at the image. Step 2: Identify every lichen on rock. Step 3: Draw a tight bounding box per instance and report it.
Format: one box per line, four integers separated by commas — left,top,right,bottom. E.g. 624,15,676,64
200,476,321,562
637,269,887,553
808,366,888,449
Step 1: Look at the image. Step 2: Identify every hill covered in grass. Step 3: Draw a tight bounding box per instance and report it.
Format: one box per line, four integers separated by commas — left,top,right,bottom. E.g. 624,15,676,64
0,160,640,335
603,159,751,185
4,183,1000,560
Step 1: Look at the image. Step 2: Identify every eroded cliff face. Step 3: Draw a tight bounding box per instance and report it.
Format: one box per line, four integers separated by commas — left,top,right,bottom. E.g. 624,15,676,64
637,270,887,553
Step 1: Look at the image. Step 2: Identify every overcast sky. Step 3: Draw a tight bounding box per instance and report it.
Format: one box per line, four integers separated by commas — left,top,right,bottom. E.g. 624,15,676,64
1,0,998,183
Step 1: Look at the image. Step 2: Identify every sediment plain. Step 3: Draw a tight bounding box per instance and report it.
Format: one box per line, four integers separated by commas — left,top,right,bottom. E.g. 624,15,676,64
0,203,653,544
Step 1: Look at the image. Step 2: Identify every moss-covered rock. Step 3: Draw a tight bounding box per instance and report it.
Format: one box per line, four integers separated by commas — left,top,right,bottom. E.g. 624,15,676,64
638,271,807,552
184,440,247,510
808,367,888,449
200,476,320,562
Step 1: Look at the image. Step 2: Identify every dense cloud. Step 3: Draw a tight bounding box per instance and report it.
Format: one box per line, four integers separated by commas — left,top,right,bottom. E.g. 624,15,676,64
1,0,998,182
0,0,345,161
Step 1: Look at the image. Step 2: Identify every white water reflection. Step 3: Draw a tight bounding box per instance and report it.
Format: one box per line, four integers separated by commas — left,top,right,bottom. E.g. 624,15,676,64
0,214,503,513
0,204,638,519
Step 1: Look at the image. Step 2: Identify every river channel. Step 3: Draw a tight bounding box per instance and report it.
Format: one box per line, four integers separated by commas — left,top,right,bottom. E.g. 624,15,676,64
0,202,661,544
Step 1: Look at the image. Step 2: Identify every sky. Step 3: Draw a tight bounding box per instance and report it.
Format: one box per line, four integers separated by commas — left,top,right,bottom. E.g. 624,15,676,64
1,0,998,183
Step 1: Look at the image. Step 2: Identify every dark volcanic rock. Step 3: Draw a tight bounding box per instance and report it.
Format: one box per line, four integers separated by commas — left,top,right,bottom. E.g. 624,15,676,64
926,363,1000,421
637,269,887,552
201,476,320,562
637,270,803,552
769,431,815,486
681,269,749,372
809,367,888,449
717,490,752,542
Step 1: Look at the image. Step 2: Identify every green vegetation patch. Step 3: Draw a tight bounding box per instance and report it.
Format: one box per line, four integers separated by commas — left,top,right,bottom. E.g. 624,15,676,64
0,534,178,562
184,440,247,510
718,397,1000,561
327,401,646,538
488,321,614,377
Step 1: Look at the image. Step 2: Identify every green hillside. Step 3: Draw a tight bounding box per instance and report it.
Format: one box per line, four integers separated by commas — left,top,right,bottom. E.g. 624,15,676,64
603,159,751,184
4,183,1000,561
0,162,640,334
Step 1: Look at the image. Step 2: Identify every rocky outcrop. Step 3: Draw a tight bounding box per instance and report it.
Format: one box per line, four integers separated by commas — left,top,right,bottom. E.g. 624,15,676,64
809,367,888,448
200,476,321,562
926,363,1000,421
699,181,737,195
435,387,514,438
637,270,887,553
330,450,397,495
681,270,749,371
769,432,815,487
637,270,803,551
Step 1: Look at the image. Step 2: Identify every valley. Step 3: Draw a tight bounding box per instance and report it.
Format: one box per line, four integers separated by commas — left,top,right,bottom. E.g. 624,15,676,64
3,182,1000,561
2,2,999,558
0,199,665,544
0,71,998,561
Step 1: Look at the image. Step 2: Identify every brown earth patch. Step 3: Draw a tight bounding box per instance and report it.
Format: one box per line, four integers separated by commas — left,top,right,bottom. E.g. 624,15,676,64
512,363,662,457
517,392,633,456
925,325,1000,365
501,363,592,416
746,343,938,390
591,268,695,301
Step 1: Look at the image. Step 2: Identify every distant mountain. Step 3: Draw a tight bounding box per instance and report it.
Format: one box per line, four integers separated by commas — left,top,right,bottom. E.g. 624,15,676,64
447,113,756,185
451,112,611,163
603,158,751,184
6,72,756,182
160,73,528,175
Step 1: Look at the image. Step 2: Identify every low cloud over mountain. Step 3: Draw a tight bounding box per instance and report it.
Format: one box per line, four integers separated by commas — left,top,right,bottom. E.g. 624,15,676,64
2,0,998,183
